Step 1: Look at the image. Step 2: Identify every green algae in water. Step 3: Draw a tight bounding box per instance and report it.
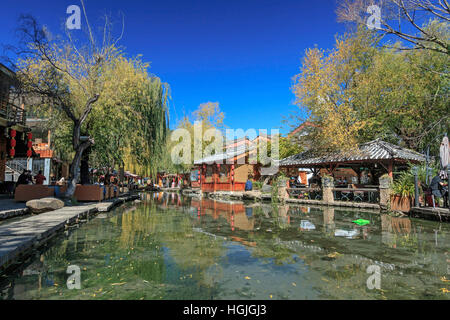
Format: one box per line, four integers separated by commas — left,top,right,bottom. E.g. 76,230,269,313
1,193,449,300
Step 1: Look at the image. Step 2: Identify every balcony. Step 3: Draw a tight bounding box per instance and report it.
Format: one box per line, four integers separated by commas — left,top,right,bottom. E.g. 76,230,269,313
0,102,27,126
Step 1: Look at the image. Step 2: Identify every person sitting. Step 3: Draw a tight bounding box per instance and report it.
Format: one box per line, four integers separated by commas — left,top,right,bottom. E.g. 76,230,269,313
430,173,446,207
245,178,253,191
34,170,46,185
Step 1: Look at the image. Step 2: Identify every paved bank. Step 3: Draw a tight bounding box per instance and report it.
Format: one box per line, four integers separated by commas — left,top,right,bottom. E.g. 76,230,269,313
0,194,139,273
0,199,28,221
410,207,450,222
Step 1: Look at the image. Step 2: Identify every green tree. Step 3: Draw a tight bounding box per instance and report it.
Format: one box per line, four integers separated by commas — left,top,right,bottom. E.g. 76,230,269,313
291,28,378,154
355,41,449,153
13,14,168,193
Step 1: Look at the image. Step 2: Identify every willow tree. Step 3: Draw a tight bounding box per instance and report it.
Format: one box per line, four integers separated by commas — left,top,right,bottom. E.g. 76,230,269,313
122,77,169,178
87,55,169,180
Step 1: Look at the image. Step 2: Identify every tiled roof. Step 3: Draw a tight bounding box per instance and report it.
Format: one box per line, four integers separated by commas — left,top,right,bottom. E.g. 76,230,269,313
194,144,256,165
280,139,425,167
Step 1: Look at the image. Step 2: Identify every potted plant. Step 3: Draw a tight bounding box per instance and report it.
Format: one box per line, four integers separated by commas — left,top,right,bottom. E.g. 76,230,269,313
391,171,415,212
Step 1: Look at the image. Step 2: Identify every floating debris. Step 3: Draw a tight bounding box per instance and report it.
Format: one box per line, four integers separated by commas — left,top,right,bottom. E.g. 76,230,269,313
352,219,370,226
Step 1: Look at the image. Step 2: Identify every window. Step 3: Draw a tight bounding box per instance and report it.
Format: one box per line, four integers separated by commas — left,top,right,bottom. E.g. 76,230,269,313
219,165,229,183
205,166,213,183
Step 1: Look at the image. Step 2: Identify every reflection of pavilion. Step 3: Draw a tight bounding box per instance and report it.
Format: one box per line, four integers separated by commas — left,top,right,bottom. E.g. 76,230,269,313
381,214,412,247
190,198,255,231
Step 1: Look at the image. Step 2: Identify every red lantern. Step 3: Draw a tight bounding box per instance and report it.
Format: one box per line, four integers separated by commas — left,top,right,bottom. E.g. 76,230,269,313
10,139,16,148
27,149,32,158
9,149,15,158
27,132,32,140
27,140,33,148
10,129,16,138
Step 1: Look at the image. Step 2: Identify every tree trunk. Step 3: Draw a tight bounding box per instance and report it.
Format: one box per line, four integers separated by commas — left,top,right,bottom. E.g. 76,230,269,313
63,95,99,199
66,141,93,199
80,146,91,185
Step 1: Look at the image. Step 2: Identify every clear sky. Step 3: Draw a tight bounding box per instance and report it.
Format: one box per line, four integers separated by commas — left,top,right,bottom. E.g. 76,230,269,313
0,0,346,136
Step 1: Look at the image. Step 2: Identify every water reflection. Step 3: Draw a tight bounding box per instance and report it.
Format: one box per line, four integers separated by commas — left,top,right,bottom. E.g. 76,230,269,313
1,192,449,300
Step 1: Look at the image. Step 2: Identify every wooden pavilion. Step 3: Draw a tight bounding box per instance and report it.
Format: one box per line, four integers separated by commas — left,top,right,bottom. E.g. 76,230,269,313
279,139,425,185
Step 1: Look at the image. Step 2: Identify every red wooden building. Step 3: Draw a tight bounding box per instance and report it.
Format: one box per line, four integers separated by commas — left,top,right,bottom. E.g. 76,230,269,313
193,137,267,192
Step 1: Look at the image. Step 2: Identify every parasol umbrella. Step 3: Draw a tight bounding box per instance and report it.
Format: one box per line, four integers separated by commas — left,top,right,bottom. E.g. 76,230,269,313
440,136,449,179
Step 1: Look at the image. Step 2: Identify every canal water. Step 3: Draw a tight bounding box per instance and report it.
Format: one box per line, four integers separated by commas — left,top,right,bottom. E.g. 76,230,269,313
1,192,449,300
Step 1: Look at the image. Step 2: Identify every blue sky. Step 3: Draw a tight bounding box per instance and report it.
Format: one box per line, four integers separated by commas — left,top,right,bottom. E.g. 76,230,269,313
0,0,347,136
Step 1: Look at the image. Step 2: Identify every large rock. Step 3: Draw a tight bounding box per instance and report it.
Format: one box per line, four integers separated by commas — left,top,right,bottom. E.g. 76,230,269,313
26,197,65,214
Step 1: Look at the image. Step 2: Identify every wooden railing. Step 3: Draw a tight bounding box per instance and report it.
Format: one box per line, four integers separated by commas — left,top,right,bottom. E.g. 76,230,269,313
287,187,323,200
0,103,26,126
332,187,379,203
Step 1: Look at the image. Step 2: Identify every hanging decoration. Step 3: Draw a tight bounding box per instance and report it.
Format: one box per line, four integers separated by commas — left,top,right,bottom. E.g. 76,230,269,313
9,129,16,158
27,132,33,158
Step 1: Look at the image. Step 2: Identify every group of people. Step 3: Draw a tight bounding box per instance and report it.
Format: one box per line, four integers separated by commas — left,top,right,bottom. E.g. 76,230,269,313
15,169,46,187
16,170,47,186
335,177,348,186
158,176,184,189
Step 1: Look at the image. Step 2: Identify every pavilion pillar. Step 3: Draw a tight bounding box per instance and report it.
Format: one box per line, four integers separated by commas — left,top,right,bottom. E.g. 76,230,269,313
354,167,361,184
231,164,235,192
321,176,334,204
388,160,394,178
379,174,393,211
214,164,219,192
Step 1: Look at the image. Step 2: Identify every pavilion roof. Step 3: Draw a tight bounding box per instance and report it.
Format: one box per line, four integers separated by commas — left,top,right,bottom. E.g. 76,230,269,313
279,139,425,167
